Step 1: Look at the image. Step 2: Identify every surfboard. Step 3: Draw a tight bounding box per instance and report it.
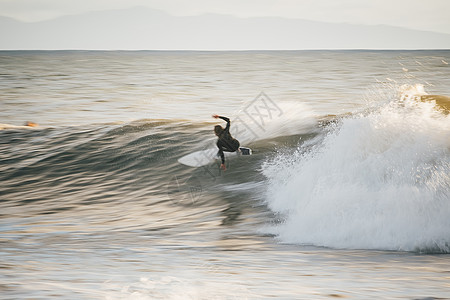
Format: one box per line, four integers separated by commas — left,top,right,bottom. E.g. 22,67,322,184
0,123,39,130
178,147,252,167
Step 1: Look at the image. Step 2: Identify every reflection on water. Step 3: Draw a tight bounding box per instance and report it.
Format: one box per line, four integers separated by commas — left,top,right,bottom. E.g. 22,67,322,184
1,50,450,299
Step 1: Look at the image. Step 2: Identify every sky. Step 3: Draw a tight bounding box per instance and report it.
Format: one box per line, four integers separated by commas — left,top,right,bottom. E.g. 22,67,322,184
0,0,449,34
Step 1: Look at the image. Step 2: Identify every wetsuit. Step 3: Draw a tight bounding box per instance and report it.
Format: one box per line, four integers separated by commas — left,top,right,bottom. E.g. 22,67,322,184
216,116,240,164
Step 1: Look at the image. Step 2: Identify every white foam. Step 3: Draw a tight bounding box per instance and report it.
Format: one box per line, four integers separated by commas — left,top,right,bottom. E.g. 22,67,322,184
399,83,427,102
104,275,253,300
262,92,450,252
231,100,317,144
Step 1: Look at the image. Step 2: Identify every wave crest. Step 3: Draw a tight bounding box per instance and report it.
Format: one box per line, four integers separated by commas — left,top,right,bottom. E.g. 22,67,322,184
262,91,450,252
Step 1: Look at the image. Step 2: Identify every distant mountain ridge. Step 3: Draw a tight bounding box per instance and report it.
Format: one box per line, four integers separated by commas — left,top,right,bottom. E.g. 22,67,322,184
0,7,449,50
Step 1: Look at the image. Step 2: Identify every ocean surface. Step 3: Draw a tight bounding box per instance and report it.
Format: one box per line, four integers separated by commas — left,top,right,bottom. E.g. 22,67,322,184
1,50,450,300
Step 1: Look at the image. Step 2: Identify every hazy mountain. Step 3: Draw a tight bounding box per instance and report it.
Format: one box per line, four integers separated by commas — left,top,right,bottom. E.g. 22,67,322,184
0,7,449,50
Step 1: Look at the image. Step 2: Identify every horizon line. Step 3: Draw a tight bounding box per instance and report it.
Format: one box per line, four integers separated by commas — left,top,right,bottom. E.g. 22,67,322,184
1,48,450,52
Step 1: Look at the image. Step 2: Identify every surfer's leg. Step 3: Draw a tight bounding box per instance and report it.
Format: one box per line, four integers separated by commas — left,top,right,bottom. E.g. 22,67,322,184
220,144,233,152
220,139,240,153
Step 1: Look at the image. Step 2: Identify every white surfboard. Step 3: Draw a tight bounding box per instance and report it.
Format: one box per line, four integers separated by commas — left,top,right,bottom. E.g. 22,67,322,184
178,147,252,167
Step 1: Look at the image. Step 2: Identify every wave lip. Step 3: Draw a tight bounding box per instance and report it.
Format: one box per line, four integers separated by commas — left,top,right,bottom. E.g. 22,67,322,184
262,95,450,253
399,83,450,113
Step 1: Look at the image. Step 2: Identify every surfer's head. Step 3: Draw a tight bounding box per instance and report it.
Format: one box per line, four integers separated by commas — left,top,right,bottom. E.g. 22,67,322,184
214,125,223,136
24,121,38,127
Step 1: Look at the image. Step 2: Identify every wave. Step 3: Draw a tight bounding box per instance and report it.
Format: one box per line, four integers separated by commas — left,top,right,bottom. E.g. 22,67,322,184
5,87,448,252
0,120,201,210
0,108,317,214
262,86,450,253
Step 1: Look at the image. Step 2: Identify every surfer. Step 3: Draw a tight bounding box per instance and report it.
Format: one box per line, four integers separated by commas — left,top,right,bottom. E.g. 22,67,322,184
213,114,240,171
24,121,38,127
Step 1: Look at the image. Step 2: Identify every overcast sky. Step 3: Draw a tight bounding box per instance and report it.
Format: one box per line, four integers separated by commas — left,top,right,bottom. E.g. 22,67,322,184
0,0,449,34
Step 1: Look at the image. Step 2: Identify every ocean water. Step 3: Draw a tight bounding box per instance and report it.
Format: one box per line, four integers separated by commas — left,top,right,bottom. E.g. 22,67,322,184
1,50,450,300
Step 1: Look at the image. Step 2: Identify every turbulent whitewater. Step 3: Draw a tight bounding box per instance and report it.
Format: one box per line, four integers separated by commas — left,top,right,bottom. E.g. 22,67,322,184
263,93,450,252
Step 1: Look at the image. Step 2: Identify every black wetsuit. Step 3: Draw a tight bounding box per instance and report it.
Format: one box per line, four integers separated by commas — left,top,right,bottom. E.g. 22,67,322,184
216,116,240,164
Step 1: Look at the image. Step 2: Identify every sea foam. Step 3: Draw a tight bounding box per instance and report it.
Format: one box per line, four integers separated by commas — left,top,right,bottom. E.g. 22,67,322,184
232,100,317,144
262,88,450,252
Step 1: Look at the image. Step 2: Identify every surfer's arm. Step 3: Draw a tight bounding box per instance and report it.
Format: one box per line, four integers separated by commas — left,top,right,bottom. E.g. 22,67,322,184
218,147,226,171
217,144,225,164
212,114,231,133
218,116,230,132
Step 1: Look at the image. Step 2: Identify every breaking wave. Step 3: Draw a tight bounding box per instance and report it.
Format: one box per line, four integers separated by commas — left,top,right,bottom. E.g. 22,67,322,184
262,86,450,252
